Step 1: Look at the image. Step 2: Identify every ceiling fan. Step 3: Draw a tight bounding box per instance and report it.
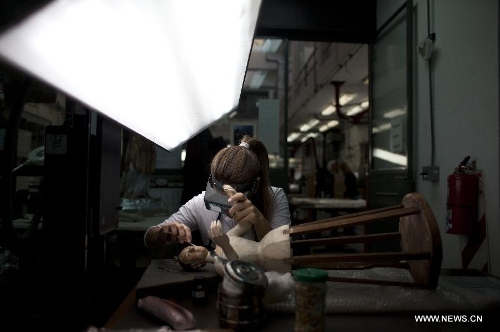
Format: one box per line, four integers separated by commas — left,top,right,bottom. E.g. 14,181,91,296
315,80,369,124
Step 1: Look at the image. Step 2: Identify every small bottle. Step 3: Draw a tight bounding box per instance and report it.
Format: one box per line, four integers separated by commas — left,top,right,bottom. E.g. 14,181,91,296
293,268,328,332
192,276,208,305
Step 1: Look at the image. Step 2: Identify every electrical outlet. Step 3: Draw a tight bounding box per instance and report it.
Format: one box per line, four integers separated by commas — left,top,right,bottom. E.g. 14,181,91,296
421,166,440,182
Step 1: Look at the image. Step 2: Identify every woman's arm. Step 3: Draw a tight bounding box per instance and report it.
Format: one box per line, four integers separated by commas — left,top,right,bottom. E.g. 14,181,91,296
144,222,192,250
144,194,206,250
268,187,291,229
250,211,272,241
224,184,270,240
227,191,271,240
208,220,239,261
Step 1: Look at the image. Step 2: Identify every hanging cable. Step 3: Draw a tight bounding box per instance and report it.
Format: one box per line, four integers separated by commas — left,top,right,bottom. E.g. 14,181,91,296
288,43,365,123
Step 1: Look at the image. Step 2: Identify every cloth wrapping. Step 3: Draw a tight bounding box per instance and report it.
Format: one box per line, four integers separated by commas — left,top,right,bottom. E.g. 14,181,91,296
137,296,196,330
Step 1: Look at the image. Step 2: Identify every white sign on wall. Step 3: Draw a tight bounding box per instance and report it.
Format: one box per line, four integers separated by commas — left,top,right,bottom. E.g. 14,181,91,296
258,99,279,154
390,117,403,153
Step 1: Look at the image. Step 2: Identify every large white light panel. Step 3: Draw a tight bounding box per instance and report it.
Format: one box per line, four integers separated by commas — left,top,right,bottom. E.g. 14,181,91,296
0,0,261,150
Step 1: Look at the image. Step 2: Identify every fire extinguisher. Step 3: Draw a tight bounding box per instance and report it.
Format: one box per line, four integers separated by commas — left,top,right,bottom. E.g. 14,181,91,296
446,156,478,235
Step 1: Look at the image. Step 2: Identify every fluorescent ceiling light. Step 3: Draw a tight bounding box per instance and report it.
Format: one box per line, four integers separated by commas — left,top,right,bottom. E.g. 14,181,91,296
345,100,368,117
300,132,318,142
320,93,357,118
319,119,339,132
339,93,356,105
299,124,310,132
228,111,238,119
0,0,262,151
373,148,407,166
287,132,302,142
328,120,339,127
383,108,406,119
308,118,320,127
346,105,363,116
262,39,282,53
249,70,267,89
321,104,336,116
319,124,329,132
299,118,320,132
372,123,391,134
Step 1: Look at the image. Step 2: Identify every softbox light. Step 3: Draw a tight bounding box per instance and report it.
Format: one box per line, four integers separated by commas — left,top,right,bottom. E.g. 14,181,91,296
0,0,262,150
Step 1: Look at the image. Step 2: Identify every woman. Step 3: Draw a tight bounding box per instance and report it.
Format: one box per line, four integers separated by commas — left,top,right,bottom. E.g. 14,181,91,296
144,135,291,250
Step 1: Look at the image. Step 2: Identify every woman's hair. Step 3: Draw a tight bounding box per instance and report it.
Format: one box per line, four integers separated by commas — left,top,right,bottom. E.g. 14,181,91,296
210,135,272,223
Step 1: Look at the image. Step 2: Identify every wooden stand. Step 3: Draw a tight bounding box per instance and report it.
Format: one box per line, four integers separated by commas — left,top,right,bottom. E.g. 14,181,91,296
284,192,443,289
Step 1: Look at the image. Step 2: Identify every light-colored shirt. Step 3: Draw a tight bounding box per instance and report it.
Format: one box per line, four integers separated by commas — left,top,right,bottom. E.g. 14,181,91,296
145,186,290,247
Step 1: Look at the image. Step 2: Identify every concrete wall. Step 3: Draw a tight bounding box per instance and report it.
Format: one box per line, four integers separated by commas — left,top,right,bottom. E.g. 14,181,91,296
379,0,499,275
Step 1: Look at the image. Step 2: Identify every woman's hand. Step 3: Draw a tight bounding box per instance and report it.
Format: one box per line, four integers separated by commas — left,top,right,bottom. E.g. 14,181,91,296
156,222,192,247
227,192,271,240
208,220,230,248
228,192,264,225
208,220,238,261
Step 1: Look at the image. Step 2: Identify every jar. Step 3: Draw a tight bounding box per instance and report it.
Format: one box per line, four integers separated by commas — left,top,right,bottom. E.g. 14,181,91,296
192,276,208,305
293,268,328,332
217,260,268,331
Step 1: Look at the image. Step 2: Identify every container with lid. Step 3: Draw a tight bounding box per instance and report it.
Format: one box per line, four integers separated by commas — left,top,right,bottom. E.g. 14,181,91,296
293,268,328,332
217,260,268,331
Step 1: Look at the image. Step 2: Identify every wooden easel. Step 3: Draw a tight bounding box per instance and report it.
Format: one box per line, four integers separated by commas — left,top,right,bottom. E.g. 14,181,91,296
284,192,443,289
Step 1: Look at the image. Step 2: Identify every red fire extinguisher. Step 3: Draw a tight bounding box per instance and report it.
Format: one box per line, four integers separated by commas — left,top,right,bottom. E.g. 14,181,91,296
446,156,478,235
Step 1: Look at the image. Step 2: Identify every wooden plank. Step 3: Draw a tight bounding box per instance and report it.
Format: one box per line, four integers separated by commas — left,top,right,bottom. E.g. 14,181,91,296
290,232,401,247
292,261,410,270
399,193,442,289
291,204,403,228
287,250,431,264
285,206,420,236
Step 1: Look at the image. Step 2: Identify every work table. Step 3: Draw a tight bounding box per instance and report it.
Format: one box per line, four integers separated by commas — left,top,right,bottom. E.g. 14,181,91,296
103,259,500,332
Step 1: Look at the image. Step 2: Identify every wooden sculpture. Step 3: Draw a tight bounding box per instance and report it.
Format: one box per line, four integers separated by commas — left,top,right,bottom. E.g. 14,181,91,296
285,192,443,289
178,192,442,289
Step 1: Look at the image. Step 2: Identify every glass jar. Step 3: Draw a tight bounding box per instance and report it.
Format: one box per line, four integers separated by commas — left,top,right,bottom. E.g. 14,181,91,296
293,268,328,332
192,276,208,305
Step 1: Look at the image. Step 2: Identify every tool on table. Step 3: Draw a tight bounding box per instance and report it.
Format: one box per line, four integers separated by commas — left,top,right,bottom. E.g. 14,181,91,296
173,234,196,247
158,266,188,275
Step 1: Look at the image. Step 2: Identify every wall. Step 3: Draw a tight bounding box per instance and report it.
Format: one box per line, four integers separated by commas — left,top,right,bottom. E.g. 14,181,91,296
379,0,500,275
